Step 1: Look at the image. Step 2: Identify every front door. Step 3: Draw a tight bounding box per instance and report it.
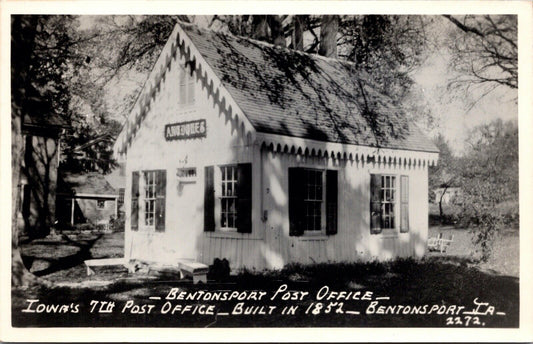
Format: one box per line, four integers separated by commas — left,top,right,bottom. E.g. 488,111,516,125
172,167,202,260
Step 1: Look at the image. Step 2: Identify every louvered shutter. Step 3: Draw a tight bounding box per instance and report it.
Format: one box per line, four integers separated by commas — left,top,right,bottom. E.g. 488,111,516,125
204,166,215,231
131,171,139,231
155,170,166,232
370,174,383,234
179,67,186,104
326,170,338,235
400,175,409,233
289,167,305,236
236,163,252,233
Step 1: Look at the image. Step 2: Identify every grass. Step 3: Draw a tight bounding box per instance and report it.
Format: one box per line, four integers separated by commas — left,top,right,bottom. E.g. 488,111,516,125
428,226,519,277
12,229,519,328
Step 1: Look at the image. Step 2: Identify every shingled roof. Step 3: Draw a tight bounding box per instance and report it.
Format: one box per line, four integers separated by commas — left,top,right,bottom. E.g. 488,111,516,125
58,172,117,196
181,24,438,153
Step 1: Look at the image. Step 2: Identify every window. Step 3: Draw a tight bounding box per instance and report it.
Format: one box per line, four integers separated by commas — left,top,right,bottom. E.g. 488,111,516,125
143,171,157,226
204,164,252,233
118,188,125,206
381,175,396,229
304,169,323,232
220,165,238,230
97,200,106,209
288,168,338,237
370,173,409,234
179,64,195,105
131,170,166,232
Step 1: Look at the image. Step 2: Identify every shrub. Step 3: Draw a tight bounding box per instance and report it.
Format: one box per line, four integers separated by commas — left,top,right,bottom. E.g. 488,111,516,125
109,216,125,232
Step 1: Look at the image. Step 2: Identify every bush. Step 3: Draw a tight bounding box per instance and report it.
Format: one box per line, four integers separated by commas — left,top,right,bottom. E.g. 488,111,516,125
109,216,125,232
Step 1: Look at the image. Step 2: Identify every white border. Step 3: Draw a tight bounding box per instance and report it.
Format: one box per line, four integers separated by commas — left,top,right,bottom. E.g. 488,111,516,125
1,1,532,342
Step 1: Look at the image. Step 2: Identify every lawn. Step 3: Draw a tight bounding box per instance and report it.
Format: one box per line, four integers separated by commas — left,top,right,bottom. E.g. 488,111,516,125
12,228,519,328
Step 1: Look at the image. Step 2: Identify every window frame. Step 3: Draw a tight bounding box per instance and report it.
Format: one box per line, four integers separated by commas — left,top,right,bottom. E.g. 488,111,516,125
97,199,106,209
380,174,397,231
139,170,158,231
217,164,239,232
303,168,326,235
178,63,195,106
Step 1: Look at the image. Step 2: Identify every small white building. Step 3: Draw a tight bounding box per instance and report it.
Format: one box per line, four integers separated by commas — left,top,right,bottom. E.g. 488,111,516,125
113,23,439,270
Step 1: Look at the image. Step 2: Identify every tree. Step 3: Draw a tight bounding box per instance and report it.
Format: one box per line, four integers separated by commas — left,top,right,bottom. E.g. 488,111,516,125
11,15,71,286
428,134,457,221
444,15,517,105
456,119,518,261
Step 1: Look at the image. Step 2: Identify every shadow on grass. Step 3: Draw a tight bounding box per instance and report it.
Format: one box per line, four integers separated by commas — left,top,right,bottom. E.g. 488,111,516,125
22,234,103,277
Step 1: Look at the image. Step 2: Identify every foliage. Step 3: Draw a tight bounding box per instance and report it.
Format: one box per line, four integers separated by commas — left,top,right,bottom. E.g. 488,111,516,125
11,15,123,174
444,15,517,108
109,216,125,232
428,134,459,221
455,119,518,261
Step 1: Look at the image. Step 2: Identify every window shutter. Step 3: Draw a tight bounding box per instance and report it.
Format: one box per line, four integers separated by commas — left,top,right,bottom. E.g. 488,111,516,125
289,167,305,236
204,166,215,231
187,70,195,104
179,67,186,104
400,175,409,233
155,170,166,232
326,170,338,235
131,171,139,231
370,174,382,234
236,163,252,233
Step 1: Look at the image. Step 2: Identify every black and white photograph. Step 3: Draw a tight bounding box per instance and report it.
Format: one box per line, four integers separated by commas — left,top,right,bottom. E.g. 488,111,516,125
2,1,532,341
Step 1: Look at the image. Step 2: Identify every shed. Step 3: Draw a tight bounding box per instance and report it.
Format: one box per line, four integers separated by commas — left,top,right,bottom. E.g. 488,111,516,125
56,172,119,228
113,23,439,270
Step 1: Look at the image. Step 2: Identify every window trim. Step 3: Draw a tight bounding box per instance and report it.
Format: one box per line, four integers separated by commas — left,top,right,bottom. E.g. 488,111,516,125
369,170,402,234
178,63,195,107
216,164,239,232
380,174,397,231
302,168,326,235
138,170,160,232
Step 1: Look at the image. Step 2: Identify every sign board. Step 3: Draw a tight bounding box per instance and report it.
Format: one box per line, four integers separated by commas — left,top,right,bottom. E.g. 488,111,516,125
165,119,206,141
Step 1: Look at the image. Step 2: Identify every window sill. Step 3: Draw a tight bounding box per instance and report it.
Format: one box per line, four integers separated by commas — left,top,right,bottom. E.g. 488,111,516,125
206,231,264,240
299,235,329,241
133,228,162,234
380,231,400,239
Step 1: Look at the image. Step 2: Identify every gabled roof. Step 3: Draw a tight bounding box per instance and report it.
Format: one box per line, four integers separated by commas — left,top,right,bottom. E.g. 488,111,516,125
181,24,438,153
115,23,439,162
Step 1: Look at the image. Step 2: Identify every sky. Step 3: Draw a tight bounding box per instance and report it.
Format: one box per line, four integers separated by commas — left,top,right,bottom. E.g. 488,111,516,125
79,15,518,155
411,17,517,153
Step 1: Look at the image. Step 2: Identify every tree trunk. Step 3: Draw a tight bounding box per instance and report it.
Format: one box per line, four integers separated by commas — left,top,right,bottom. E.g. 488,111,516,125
251,15,269,41
12,103,37,287
318,15,339,58
11,15,40,287
292,15,305,50
439,186,449,225
268,15,285,47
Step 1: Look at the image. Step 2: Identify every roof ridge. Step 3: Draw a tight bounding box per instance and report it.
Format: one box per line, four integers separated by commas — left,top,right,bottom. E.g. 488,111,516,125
177,20,358,68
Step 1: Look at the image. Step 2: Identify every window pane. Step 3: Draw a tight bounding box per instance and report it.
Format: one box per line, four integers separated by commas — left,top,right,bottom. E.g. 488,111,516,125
221,213,227,227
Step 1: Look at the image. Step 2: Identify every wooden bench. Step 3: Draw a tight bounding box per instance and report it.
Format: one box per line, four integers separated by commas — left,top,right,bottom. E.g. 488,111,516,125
84,258,129,276
178,261,209,284
428,233,454,253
